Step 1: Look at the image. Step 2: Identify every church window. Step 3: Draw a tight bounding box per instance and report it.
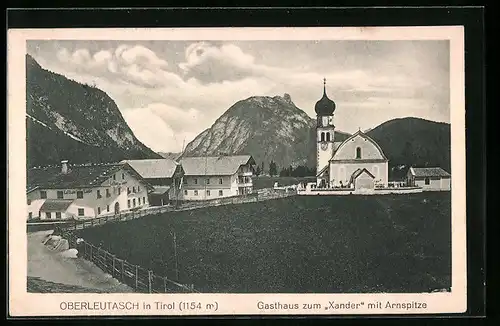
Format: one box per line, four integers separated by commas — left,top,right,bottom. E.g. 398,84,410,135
326,132,331,142
425,177,430,185
321,132,325,142
356,147,362,159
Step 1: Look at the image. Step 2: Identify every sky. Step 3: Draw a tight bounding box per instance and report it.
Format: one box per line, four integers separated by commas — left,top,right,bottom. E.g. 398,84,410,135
27,40,450,153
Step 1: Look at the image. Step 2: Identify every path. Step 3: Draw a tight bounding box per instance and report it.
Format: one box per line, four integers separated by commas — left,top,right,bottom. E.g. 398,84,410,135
27,230,133,293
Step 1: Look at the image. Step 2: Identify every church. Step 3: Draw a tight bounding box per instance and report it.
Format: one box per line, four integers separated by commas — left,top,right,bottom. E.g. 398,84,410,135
315,79,389,191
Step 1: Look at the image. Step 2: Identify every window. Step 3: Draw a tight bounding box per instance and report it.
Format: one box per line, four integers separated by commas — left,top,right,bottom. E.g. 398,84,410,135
133,186,136,193
122,173,125,180
219,178,223,185
97,190,102,199
27,198,31,205
133,198,136,207
206,178,210,184
127,187,131,195
143,197,146,204
326,132,331,142
113,174,116,180
194,190,198,196
127,200,131,208
356,147,362,159
138,198,141,205
138,186,140,192
106,189,111,198
207,190,211,196
425,177,430,185
321,132,325,142
183,178,187,185
78,208,84,216
46,212,52,219
77,191,83,199
28,212,32,219
219,190,223,196
118,187,121,195
56,212,62,219
97,207,101,214
40,191,47,199
194,178,198,185
57,191,64,199
184,190,188,195
107,205,110,212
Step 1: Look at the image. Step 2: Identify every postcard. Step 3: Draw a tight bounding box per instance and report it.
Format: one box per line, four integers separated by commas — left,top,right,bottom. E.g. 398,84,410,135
8,25,466,316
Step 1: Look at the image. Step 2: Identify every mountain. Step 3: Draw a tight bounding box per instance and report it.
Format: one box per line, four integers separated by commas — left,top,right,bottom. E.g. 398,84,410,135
366,117,451,178
26,54,161,168
182,94,350,169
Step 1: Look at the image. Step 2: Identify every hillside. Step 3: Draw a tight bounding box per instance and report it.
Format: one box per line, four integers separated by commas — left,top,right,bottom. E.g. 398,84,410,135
367,117,451,179
182,94,350,169
26,54,161,167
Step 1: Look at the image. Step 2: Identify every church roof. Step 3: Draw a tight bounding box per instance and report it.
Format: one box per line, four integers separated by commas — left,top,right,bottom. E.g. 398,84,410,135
409,167,451,177
330,130,388,161
315,79,336,116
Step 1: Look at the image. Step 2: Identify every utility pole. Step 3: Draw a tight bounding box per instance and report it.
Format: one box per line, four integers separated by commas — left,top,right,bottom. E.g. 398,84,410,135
172,231,179,281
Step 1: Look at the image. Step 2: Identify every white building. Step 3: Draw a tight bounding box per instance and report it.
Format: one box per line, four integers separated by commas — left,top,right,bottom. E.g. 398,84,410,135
27,160,153,221
315,79,389,190
406,167,451,191
178,155,256,201
122,159,184,206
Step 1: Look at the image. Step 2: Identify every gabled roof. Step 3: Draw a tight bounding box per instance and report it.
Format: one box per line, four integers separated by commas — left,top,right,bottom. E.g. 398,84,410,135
316,164,329,177
179,155,255,176
121,159,181,179
150,186,171,195
409,167,451,177
333,141,343,152
350,168,375,182
27,162,154,193
39,199,74,212
331,130,388,161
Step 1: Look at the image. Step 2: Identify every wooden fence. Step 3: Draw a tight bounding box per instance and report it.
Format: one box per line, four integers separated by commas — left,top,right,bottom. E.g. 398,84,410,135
56,189,296,232
63,231,197,293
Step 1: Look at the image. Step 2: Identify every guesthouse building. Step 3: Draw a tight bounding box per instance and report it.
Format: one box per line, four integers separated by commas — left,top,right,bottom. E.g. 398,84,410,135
27,160,153,221
406,167,451,191
179,155,256,201
121,159,184,206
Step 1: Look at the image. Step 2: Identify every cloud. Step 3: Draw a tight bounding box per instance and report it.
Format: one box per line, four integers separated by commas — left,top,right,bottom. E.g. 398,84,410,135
54,45,178,88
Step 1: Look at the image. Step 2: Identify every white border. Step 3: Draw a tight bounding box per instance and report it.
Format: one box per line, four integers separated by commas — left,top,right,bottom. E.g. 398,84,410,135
8,26,466,316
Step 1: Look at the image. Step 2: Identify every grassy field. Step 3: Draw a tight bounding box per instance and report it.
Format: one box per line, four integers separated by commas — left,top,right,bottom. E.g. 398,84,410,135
77,192,451,293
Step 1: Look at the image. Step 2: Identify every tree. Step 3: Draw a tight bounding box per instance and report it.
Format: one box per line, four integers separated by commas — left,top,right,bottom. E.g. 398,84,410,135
255,165,262,176
269,161,277,177
261,162,265,175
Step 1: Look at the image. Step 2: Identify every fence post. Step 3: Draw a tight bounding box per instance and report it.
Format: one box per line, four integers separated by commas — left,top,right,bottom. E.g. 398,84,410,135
148,270,152,293
90,244,93,262
73,220,77,230
121,259,124,282
91,219,94,227
135,265,139,290
164,277,167,293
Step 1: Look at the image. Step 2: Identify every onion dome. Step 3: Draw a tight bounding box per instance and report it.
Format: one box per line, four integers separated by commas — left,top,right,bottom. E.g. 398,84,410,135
315,78,336,115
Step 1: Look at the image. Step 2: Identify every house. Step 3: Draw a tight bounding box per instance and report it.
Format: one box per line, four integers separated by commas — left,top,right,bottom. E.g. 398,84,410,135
178,155,256,200
27,160,154,221
406,167,451,191
121,159,184,206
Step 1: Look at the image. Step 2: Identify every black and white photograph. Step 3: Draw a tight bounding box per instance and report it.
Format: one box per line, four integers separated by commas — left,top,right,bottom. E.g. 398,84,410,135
8,25,468,316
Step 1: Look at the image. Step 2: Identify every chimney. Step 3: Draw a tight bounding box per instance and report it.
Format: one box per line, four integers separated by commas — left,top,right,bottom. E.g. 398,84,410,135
61,160,69,174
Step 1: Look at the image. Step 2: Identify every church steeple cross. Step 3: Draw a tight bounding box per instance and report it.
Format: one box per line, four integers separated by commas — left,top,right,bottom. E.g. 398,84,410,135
323,78,327,95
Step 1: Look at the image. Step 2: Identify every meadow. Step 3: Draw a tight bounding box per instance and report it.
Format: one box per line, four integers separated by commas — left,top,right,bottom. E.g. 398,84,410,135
77,192,451,293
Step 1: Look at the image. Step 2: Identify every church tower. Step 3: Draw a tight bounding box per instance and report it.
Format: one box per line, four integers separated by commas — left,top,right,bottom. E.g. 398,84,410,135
315,78,336,187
